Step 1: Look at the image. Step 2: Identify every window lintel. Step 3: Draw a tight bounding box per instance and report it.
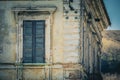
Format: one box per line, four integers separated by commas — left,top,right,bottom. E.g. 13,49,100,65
12,6,57,13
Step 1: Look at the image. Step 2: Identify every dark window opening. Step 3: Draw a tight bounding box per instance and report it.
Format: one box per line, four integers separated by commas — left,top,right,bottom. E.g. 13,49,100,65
23,20,45,63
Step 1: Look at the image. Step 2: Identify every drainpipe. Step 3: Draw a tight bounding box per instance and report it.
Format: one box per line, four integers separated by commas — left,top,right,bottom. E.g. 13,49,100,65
80,0,85,65
15,11,23,80
15,11,19,80
49,11,54,80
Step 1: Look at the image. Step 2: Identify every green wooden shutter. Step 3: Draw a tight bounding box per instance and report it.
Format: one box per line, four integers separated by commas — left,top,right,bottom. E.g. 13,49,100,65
35,21,45,63
23,20,45,63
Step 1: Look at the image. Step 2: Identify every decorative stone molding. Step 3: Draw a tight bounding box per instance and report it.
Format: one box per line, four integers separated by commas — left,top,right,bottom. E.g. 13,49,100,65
12,6,57,63
12,6,57,13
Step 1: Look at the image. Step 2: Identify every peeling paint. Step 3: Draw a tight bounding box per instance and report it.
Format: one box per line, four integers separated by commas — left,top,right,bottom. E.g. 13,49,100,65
0,0,110,80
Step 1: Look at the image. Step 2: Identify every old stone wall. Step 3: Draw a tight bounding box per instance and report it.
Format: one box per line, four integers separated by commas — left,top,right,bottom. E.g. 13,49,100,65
0,0,110,80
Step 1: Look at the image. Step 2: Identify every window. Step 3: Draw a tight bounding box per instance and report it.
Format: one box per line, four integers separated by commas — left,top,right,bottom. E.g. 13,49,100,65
23,20,45,63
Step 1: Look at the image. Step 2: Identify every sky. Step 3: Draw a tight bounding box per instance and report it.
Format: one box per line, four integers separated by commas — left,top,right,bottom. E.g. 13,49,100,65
104,0,120,30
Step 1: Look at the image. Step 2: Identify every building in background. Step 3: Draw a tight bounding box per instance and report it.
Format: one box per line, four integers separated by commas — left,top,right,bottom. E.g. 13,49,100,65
0,0,111,80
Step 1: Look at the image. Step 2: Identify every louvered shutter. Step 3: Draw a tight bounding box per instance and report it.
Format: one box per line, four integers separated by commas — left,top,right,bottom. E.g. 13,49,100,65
35,21,45,63
23,20,45,63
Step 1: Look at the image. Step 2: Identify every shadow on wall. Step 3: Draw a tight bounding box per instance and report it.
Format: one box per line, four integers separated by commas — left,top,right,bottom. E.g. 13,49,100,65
101,59,120,74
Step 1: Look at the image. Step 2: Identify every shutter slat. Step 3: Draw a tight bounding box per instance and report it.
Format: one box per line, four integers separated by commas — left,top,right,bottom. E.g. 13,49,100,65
36,43,44,48
36,29,44,35
23,49,32,63
36,57,44,63
23,28,32,36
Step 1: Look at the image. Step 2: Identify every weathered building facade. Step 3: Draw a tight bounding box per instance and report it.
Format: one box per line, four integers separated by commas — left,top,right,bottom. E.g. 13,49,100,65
0,0,111,80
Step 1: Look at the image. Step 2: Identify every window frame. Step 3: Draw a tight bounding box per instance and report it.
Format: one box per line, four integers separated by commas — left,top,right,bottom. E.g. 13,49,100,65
15,12,52,65
12,6,57,65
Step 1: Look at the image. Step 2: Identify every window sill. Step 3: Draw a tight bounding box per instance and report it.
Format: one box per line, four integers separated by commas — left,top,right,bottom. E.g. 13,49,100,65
22,63,50,66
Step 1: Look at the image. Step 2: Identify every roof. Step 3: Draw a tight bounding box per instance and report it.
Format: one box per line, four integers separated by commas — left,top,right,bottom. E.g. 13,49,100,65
100,0,111,26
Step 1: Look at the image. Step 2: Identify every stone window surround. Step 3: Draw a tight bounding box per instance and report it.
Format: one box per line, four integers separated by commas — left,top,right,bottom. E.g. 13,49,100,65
12,6,57,64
